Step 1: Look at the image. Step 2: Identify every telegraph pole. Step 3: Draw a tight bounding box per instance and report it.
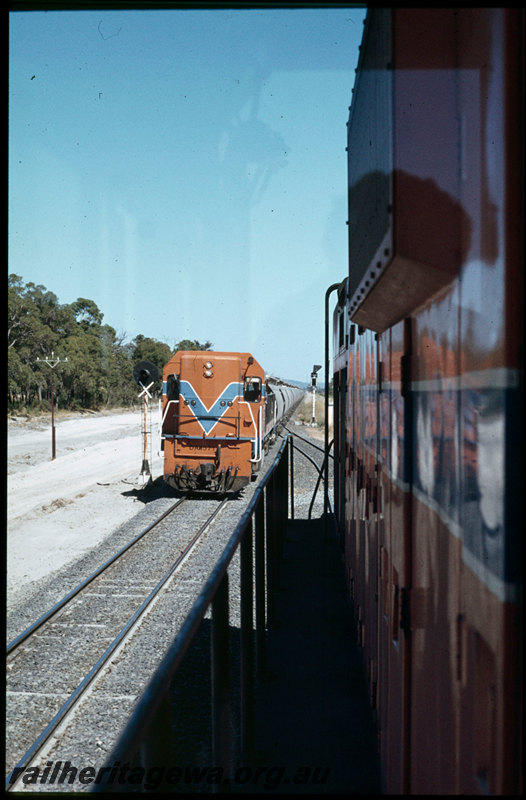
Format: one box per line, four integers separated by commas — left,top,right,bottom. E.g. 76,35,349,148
36,352,68,460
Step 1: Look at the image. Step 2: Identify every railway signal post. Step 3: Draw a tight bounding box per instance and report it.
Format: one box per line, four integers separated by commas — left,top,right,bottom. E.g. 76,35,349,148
36,352,68,460
133,361,159,484
137,382,153,483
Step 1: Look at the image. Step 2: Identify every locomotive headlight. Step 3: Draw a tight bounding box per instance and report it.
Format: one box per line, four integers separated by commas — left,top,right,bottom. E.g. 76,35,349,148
204,361,213,378
204,369,213,378
204,361,213,369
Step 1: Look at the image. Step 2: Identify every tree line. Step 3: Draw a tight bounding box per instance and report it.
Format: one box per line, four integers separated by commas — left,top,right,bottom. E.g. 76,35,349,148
7,274,212,414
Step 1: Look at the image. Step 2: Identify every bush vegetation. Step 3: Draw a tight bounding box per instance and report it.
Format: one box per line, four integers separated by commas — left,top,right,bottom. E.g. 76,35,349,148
7,274,212,415
295,392,326,427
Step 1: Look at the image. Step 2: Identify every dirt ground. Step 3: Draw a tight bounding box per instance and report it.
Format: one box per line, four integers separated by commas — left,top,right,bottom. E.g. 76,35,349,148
6,407,163,600
6,396,327,605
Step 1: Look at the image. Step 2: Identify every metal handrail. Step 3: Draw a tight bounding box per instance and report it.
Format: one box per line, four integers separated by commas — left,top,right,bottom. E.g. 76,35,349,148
93,435,292,792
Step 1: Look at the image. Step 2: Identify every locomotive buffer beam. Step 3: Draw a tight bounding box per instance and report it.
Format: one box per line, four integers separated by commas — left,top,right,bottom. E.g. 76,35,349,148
173,463,239,493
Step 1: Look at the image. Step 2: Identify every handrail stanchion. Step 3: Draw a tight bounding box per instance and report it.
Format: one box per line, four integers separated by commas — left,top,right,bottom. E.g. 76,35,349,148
240,516,254,762
265,477,276,629
211,573,230,791
289,434,295,520
255,496,266,675
325,281,344,538
278,441,288,562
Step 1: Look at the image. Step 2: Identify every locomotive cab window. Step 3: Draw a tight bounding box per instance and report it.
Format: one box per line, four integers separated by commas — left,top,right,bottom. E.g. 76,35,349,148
167,374,180,400
244,377,262,402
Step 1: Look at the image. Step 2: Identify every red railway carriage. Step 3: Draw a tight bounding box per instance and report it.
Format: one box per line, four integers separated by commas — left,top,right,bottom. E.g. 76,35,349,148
161,351,267,492
332,8,522,795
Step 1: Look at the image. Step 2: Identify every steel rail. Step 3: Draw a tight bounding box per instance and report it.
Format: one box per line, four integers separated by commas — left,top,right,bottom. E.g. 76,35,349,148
283,424,334,458
281,427,335,519
92,436,291,788
5,497,228,791
292,443,326,476
6,498,187,656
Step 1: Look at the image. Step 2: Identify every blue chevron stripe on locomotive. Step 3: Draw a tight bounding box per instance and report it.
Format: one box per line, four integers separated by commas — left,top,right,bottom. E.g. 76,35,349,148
179,380,242,434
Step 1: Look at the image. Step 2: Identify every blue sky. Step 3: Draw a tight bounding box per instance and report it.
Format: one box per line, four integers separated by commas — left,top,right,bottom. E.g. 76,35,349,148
9,6,366,383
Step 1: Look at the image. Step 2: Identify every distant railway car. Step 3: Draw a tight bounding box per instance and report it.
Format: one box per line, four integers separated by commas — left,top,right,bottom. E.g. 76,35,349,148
332,8,522,795
161,351,302,493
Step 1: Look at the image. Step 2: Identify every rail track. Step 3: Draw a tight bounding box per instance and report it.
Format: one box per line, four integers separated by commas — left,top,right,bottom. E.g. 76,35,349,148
5,496,229,790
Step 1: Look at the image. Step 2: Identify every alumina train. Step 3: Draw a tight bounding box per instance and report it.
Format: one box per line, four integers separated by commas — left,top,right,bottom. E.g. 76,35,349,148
160,351,302,493
332,8,522,795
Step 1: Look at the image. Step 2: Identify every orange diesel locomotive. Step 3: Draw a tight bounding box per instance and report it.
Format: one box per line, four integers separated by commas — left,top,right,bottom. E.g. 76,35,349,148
331,7,523,795
160,351,302,493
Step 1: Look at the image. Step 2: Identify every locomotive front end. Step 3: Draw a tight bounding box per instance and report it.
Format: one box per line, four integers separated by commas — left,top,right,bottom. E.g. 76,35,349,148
161,351,266,493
